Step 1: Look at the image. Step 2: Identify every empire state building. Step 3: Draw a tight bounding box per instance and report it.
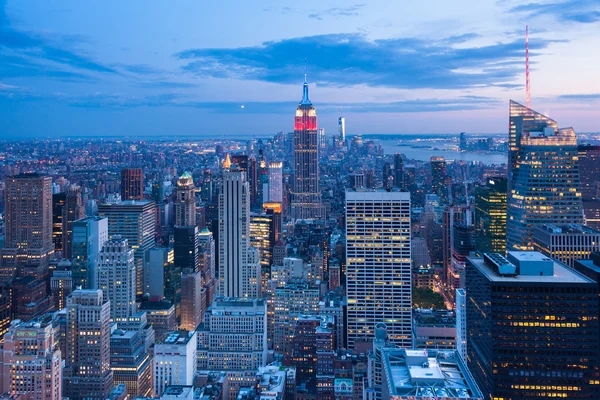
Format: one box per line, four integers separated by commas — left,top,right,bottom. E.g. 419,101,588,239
290,73,324,219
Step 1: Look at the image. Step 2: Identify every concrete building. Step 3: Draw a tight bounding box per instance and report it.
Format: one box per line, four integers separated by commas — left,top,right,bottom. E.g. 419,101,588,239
345,189,412,348
2,315,62,400
455,288,467,361
533,224,600,267
180,270,203,331
139,300,178,342
62,184,85,259
154,331,198,397
197,297,268,372
63,289,114,400
174,172,196,227
110,328,153,397
268,162,283,203
412,309,456,350
98,236,136,320
120,168,144,201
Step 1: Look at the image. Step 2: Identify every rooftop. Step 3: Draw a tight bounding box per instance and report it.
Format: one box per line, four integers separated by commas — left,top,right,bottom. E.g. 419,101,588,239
535,224,600,235
382,349,482,399
160,331,195,345
469,252,594,284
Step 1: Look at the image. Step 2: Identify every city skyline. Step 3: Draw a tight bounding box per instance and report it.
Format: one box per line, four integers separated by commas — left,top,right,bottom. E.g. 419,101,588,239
1,0,600,138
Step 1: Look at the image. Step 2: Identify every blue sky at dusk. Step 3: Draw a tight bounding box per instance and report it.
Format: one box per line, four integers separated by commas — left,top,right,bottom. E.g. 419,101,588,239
1,0,599,138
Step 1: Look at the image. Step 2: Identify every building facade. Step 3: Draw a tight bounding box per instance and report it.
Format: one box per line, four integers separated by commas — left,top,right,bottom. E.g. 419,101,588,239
533,224,600,267
120,168,144,201
98,236,137,320
71,216,109,289
474,177,507,255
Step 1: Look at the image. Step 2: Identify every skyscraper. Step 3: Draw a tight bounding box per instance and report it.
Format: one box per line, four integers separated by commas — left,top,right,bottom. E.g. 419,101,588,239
109,328,153,397
52,192,66,255
466,252,599,399
153,331,197,397
63,289,114,400
1,173,54,282
430,156,447,201
219,169,259,298
98,200,156,297
63,184,85,258
291,74,324,219
3,315,62,400
98,236,136,320
338,115,346,143
268,161,283,203
120,168,144,200
393,153,404,188
318,127,326,150
345,189,411,348
578,144,600,229
507,100,584,250
71,216,108,289
179,270,203,330
175,172,196,227
533,224,600,267
474,177,507,254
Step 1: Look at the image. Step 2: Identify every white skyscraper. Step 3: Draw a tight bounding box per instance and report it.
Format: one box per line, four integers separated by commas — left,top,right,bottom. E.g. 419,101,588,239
268,162,283,203
153,331,197,397
455,288,467,362
98,236,136,320
219,169,255,298
338,116,346,143
345,189,411,348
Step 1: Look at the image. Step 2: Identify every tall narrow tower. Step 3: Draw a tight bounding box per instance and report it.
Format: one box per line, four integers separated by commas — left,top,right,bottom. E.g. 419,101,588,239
175,172,196,227
291,69,324,219
526,25,531,109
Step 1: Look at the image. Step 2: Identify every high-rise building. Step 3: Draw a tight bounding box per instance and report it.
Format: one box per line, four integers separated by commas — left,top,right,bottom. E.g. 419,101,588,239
459,132,468,151
533,224,600,267
50,258,73,310
318,127,326,151
110,328,153,398
578,144,600,229
3,315,62,400
175,172,196,227
98,200,156,297
63,184,85,258
197,297,268,371
430,156,447,201
219,169,259,298
466,252,599,399
455,288,467,361
346,189,411,349
1,173,54,282
153,331,197,397
474,177,507,255
52,192,66,255
173,226,200,272
507,100,584,250
197,227,217,311
71,216,108,289
338,116,346,143
291,74,324,219
268,162,283,203
98,236,137,320
63,289,114,400
250,212,275,270
393,153,404,188
448,222,475,294
121,168,144,200
180,270,203,331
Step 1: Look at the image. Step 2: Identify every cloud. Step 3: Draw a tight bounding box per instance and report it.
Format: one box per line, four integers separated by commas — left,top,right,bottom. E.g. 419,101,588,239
176,33,557,90
508,0,600,23
58,91,500,114
558,93,600,101
308,4,365,20
135,81,198,89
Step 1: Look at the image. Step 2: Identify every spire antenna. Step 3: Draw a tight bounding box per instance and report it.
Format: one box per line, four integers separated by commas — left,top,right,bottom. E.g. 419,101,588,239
526,25,531,109
304,58,307,83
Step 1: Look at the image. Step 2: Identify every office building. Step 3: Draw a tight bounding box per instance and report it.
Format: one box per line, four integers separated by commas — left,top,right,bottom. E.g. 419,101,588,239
460,132,468,150
574,252,600,344
338,116,346,143
52,192,66,255
1,173,54,282
474,177,507,255
455,288,467,361
174,226,200,272
144,247,170,299
533,223,600,267
394,153,404,188
507,100,584,250
98,200,156,297
71,216,108,289
219,169,259,298
180,270,203,331
11,275,53,321
98,236,137,320
448,222,475,293
345,189,411,348
430,157,447,202
63,289,114,400
412,309,456,350
197,297,268,371
268,162,283,203
121,168,144,200
139,300,178,342
291,74,324,219
319,127,326,150
63,184,85,258
197,228,217,314
50,258,73,310
378,349,483,399
578,145,600,229
110,328,153,397
175,172,196,227
2,315,62,400
466,252,599,399
250,212,275,270
154,331,197,397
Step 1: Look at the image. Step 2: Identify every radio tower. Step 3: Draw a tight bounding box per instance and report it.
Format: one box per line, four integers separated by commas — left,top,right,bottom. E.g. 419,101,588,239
526,25,531,109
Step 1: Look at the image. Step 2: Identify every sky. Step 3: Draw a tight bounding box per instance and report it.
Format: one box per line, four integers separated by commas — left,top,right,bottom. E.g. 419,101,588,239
1,0,599,139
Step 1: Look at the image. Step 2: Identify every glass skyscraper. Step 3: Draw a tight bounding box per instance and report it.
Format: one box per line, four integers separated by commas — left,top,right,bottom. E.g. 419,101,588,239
507,100,584,250
475,177,507,254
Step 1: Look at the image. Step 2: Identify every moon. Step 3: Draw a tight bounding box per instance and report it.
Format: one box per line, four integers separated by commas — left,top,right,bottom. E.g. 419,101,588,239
241,105,245,109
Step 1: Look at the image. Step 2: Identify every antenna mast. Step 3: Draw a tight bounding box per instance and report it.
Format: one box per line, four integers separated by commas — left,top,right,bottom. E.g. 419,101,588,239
526,25,531,108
